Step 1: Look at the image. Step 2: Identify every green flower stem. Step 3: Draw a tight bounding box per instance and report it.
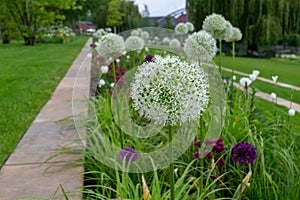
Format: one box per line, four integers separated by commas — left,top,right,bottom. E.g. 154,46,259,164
219,39,223,74
168,125,175,200
232,41,235,76
112,58,124,149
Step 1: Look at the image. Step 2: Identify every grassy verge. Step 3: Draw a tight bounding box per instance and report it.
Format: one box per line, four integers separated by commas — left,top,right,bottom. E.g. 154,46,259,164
0,36,90,166
219,55,300,87
220,56,300,105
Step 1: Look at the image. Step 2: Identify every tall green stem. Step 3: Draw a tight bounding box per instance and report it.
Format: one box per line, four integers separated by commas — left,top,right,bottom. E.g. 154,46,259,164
219,39,223,74
168,126,175,200
232,41,235,76
112,58,124,148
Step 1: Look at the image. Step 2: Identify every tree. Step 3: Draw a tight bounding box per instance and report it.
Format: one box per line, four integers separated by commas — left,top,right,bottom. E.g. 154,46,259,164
186,0,300,49
3,0,76,45
107,0,123,33
0,0,11,44
120,0,141,31
163,16,174,29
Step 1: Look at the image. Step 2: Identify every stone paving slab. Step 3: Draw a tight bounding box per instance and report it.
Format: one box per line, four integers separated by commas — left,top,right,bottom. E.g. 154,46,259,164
0,164,83,200
0,38,92,199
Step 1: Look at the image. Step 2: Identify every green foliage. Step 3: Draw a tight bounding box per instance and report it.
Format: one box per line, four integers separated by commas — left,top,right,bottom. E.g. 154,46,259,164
106,0,124,28
2,0,77,45
187,0,300,47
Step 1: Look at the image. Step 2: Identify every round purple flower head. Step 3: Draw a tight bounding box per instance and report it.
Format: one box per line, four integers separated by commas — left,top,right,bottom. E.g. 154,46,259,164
144,54,153,62
118,147,138,163
231,142,257,165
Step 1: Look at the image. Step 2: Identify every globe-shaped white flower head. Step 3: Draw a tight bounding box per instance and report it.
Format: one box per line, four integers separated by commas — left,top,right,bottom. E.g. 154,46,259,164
225,27,242,42
186,22,195,32
95,33,125,56
130,29,140,36
169,38,181,50
202,13,231,40
272,75,278,83
130,55,210,126
141,31,150,40
162,37,170,45
270,92,277,101
184,30,217,62
93,28,108,40
125,36,145,51
175,23,188,35
288,109,295,116
239,77,252,87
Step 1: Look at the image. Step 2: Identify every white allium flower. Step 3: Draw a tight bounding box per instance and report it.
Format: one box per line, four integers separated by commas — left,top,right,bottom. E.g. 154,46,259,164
141,31,150,40
116,58,120,63
110,83,115,88
184,30,217,62
95,33,125,56
98,79,105,86
239,77,252,87
249,74,257,81
126,55,130,59
169,38,181,50
122,51,127,55
125,36,145,51
288,109,295,116
145,47,149,52
272,75,278,83
162,37,170,45
93,28,108,40
101,65,109,74
202,13,231,40
270,92,277,101
175,23,188,35
131,30,140,36
252,70,260,76
225,27,242,42
186,22,195,32
131,55,210,126
105,27,112,32
232,75,236,80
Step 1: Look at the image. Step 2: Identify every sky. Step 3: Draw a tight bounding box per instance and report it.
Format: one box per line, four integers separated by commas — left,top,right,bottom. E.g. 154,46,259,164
133,0,186,17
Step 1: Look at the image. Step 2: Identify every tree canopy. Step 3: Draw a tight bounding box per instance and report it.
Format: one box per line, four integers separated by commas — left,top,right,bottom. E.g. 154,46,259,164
187,0,300,48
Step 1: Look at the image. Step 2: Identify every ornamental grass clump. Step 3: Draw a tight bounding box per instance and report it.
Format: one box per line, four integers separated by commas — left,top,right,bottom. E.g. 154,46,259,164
184,30,217,63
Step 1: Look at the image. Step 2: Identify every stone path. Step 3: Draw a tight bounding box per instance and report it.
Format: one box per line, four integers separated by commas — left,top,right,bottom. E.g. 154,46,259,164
0,38,92,200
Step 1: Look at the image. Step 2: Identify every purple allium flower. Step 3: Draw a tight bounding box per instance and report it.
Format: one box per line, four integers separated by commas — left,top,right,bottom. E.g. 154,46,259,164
194,140,201,148
216,158,225,168
144,54,153,62
194,152,200,159
204,138,225,154
203,149,212,160
118,147,138,163
231,142,257,165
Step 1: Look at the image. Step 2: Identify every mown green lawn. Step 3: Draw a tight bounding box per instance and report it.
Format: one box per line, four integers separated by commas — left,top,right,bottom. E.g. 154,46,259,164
0,36,90,166
220,55,300,104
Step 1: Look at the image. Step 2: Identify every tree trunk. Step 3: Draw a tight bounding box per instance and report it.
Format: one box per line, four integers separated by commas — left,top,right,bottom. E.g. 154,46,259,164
2,32,10,44
24,36,35,46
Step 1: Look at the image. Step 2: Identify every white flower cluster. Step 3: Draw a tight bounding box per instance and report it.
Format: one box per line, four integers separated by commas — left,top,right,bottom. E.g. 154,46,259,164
131,55,210,126
184,30,217,62
175,23,189,35
202,13,233,40
125,36,145,51
239,70,260,87
162,37,170,45
186,22,195,32
225,27,242,42
95,33,125,56
169,38,181,50
93,28,111,40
